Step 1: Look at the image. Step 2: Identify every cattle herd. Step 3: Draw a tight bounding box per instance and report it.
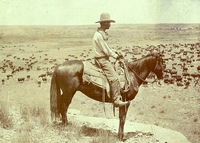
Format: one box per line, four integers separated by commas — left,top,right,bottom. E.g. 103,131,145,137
156,42,200,88
0,42,200,90
111,42,200,89
0,48,54,86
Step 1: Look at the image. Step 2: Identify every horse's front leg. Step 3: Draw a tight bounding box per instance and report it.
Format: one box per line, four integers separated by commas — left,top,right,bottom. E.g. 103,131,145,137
118,104,130,140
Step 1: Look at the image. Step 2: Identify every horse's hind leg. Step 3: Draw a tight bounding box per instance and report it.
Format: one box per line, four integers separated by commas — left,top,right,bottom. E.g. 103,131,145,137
60,89,76,125
56,61,83,125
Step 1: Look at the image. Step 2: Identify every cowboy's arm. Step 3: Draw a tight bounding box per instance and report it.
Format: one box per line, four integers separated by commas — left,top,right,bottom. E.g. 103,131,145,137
95,34,118,58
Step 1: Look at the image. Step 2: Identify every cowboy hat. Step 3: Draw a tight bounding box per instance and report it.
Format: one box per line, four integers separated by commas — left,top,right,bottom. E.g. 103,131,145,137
95,13,116,23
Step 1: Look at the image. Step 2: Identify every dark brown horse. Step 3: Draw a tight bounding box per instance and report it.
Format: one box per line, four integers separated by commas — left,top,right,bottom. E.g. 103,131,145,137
50,52,164,140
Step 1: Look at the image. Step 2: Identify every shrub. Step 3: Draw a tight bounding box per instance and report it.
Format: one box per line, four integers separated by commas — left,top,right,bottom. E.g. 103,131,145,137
0,101,13,129
20,103,48,125
11,131,38,143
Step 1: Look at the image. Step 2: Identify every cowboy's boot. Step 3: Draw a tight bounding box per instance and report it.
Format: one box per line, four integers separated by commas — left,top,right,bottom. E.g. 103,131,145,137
110,80,130,107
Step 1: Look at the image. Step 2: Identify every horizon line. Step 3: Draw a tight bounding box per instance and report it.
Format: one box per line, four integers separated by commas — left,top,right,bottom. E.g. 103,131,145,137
0,23,200,26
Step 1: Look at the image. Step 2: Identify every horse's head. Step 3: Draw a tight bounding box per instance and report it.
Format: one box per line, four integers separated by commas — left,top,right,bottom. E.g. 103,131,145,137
151,52,164,80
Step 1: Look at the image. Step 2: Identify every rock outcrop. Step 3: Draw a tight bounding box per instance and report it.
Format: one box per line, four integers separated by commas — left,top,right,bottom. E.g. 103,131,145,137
68,109,191,143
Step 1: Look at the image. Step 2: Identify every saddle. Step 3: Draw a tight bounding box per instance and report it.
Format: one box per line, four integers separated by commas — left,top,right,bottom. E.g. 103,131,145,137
82,58,130,98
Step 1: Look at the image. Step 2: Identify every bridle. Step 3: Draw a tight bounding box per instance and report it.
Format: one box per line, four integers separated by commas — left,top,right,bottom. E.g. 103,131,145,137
127,54,162,84
128,64,158,84
114,52,163,92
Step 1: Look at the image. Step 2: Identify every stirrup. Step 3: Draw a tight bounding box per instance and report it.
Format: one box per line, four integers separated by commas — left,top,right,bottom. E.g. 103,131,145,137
120,88,129,94
113,100,130,108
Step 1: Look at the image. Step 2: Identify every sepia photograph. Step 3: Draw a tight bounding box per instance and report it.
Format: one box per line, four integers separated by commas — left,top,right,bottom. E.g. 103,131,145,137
0,0,200,143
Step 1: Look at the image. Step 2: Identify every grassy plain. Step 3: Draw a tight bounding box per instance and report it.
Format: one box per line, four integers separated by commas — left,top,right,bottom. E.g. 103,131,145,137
0,24,200,143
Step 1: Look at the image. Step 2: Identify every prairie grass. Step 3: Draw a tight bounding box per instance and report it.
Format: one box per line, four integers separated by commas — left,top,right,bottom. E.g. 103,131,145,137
13,122,34,143
56,122,119,143
90,128,118,143
19,102,49,125
50,121,119,143
11,131,38,143
0,100,13,129
13,103,49,143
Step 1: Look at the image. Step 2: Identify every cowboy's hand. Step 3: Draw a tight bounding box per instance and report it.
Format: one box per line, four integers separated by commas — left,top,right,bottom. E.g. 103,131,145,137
116,52,124,57
116,55,120,60
116,52,123,58
116,54,123,60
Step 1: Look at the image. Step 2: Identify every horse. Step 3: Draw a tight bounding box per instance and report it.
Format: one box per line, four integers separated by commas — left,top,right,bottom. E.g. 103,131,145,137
50,52,164,140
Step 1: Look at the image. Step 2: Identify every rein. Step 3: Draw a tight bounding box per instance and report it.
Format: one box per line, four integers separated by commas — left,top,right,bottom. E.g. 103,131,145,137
127,56,158,84
128,66,157,83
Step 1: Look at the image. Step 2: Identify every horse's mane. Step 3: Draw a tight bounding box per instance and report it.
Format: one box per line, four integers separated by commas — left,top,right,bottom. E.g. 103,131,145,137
128,53,158,70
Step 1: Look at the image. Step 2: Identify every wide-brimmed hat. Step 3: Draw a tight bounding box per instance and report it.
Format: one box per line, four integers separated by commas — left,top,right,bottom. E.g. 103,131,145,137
95,13,116,23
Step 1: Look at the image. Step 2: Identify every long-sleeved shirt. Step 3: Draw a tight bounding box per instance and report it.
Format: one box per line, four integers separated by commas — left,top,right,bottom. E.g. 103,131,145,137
93,28,118,59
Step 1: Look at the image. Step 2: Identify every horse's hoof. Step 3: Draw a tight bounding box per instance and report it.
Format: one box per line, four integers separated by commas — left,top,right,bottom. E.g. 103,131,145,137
62,122,68,126
118,134,124,141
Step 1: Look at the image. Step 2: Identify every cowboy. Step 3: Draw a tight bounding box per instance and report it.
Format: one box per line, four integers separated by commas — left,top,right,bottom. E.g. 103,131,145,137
93,13,130,107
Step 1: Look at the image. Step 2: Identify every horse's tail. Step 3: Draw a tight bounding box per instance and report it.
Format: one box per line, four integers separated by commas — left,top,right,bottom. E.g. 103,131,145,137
50,67,61,121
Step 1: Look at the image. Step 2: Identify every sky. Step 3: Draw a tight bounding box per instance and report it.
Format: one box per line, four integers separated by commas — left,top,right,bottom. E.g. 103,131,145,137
0,0,200,25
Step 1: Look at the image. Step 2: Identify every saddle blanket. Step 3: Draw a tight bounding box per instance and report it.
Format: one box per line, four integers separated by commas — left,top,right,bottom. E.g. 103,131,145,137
82,61,126,98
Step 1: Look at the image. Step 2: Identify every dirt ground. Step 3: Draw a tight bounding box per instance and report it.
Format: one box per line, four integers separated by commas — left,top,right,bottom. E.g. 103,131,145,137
0,24,200,143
